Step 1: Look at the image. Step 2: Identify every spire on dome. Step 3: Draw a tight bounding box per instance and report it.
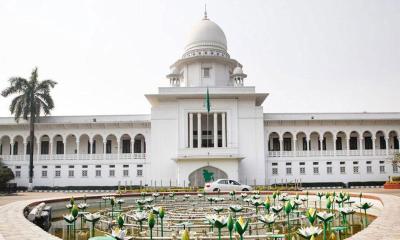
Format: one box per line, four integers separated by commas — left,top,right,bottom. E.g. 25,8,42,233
203,4,208,20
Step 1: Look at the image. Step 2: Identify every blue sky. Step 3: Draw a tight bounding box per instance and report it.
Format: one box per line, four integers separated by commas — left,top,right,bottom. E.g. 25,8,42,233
0,0,399,116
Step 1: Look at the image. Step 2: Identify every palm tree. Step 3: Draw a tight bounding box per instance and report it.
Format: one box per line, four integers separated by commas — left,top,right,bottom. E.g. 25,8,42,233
1,67,57,190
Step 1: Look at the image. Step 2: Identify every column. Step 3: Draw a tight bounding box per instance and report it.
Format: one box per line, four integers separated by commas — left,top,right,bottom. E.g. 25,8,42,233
89,139,93,160
386,137,389,156
333,137,336,156
103,141,107,159
221,113,226,147
49,141,53,161
372,137,376,156
197,113,202,148
131,140,134,158
189,113,194,148
76,141,79,159
10,141,14,156
346,137,350,156
36,141,40,161
293,138,297,156
23,141,26,161
213,112,218,148
117,140,120,160
359,137,363,156
306,137,310,157
319,137,323,156
63,141,66,160
279,137,283,156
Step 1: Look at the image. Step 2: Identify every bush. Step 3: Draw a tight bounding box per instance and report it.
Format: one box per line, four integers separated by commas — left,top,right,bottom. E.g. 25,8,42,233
391,176,400,182
0,164,14,191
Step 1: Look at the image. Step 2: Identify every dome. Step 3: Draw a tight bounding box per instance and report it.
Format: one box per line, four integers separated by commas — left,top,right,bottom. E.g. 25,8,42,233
184,18,227,53
233,66,243,75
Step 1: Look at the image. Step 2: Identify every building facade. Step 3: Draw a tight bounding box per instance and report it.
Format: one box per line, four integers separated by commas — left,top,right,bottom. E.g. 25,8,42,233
0,14,399,188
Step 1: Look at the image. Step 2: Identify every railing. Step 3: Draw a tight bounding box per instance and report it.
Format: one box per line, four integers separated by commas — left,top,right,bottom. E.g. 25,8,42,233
0,153,146,161
268,148,397,157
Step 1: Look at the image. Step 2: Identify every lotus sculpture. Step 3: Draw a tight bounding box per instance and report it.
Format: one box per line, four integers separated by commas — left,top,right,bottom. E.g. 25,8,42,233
356,202,373,227
132,211,147,231
206,214,228,240
258,213,276,232
234,216,249,240
297,226,323,239
316,212,334,240
84,212,101,237
306,208,317,225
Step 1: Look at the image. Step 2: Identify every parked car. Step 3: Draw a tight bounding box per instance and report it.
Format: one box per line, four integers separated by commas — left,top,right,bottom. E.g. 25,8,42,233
204,179,252,192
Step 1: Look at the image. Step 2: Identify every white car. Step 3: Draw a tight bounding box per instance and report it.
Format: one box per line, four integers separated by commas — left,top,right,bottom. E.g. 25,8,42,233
204,179,252,192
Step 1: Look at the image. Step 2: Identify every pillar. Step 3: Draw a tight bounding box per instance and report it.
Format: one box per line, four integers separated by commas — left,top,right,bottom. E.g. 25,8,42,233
319,137,323,156
189,113,194,148
197,113,202,148
279,137,283,156
333,137,336,156
386,137,389,156
117,140,120,160
49,141,52,160
372,137,376,156
63,140,66,160
103,141,107,159
131,140,134,156
89,139,93,160
346,137,350,156
221,113,226,147
213,112,218,148
23,141,26,161
293,138,297,156
359,137,363,156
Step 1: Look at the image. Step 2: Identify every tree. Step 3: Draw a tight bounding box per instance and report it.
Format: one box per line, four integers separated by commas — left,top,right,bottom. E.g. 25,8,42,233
0,159,14,190
1,67,57,190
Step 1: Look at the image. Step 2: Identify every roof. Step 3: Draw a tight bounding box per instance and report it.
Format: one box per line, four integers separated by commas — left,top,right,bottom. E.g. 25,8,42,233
0,114,151,125
264,112,400,121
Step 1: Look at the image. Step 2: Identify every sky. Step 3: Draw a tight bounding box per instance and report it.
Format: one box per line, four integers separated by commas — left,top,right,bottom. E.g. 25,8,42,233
0,0,399,117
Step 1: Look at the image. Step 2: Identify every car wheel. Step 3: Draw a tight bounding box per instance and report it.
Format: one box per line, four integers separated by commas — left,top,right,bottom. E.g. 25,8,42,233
242,188,249,191
213,188,220,192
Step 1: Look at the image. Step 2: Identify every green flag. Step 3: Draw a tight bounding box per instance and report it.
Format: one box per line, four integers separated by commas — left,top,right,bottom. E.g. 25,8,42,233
205,87,211,112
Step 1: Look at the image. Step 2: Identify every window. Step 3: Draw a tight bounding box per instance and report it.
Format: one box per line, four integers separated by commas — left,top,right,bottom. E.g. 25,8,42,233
56,141,64,154
137,169,143,177
106,140,112,154
82,170,88,177
41,170,47,178
340,166,346,174
299,162,305,166
313,162,319,165
380,165,385,173
286,162,291,166
272,168,278,175
327,167,333,174
353,161,359,164
283,138,291,151
326,162,332,165
313,167,319,175
109,169,115,177
379,161,385,164
322,137,326,150
340,161,345,165
272,138,280,151
123,169,129,177
302,137,307,150
55,170,61,177
15,171,21,178
379,136,386,149
366,161,371,164
300,167,305,175
68,170,74,177
41,141,49,154
122,140,131,153
13,142,18,155
272,162,278,166
365,137,373,149
286,168,292,175
353,166,359,174
202,68,210,78
350,137,358,150
95,170,102,177
393,165,398,173
367,166,372,174
336,137,342,150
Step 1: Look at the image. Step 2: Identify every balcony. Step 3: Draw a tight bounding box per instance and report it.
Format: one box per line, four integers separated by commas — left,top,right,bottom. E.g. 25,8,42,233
267,149,397,158
0,153,146,162
175,147,243,161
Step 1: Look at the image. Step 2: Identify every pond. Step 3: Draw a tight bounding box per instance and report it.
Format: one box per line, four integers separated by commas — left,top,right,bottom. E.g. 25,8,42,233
46,192,377,240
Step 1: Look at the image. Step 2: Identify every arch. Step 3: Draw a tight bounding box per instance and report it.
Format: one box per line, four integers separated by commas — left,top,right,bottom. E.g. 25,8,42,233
78,134,90,154
38,135,51,155
336,131,347,150
66,134,77,154
188,166,228,187
375,130,386,150
134,134,146,153
388,130,399,150
12,135,24,155
282,132,293,151
120,134,132,154
92,134,104,154
296,132,307,151
268,132,280,151
309,132,320,151
322,131,334,150
105,134,118,154
53,134,64,155
349,131,360,150
0,135,11,155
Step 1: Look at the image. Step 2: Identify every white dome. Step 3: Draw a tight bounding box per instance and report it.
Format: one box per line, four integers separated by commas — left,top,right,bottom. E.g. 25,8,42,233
233,66,243,75
184,18,227,52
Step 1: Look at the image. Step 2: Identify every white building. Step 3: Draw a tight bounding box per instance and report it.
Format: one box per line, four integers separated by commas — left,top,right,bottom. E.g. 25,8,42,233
0,14,399,188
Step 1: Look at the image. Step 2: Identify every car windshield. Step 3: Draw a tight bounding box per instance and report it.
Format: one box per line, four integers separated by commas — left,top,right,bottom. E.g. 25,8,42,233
229,180,240,185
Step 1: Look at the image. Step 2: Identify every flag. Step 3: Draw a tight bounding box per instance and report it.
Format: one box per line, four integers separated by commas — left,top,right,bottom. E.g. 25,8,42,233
205,87,211,112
